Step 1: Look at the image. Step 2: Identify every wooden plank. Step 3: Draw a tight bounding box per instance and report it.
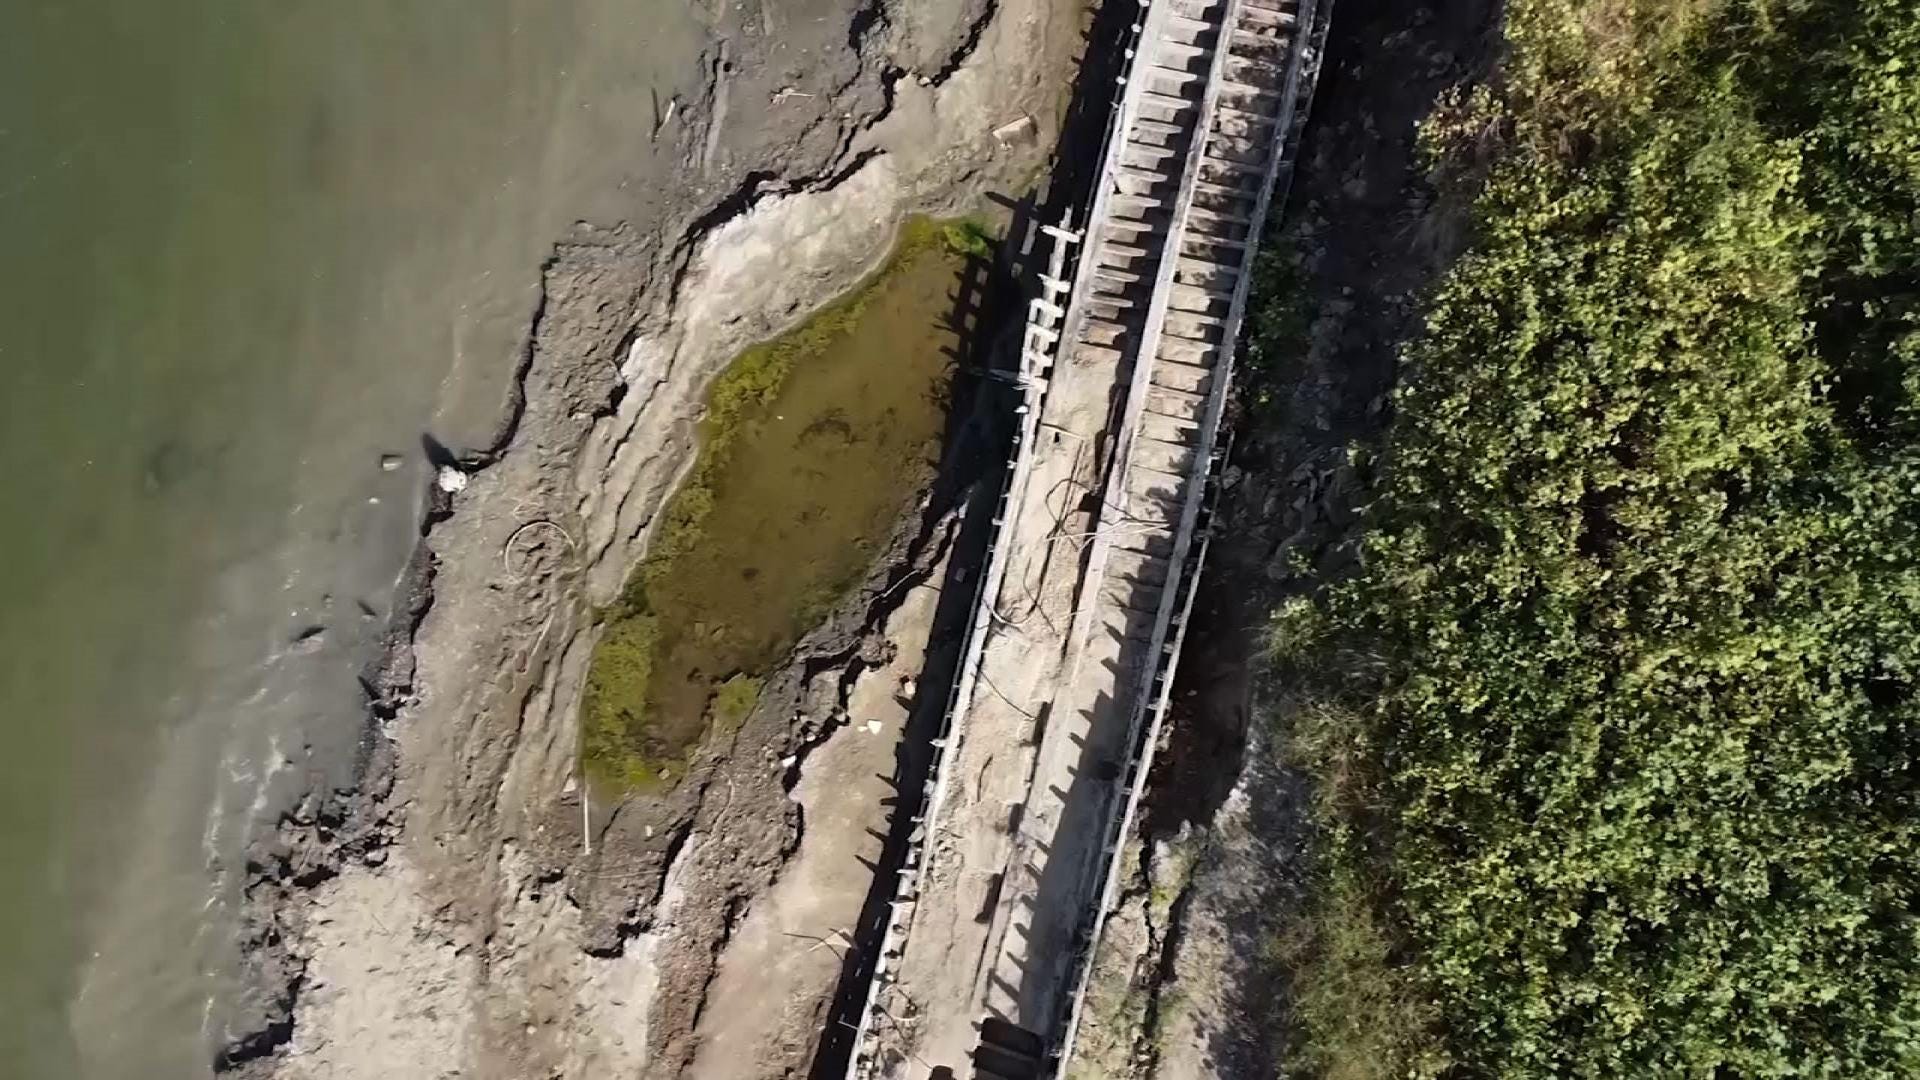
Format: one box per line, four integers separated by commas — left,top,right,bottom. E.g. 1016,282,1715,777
1131,118,1188,137
1216,103,1280,125
1157,40,1215,62
1192,179,1257,200
1139,90,1200,113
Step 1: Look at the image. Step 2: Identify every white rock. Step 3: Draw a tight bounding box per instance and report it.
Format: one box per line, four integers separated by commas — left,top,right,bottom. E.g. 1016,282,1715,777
436,466,469,493
992,114,1036,144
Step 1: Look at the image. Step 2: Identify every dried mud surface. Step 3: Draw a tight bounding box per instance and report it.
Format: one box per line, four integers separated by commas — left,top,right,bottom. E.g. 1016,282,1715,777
1068,3,1506,1077
216,0,1088,1075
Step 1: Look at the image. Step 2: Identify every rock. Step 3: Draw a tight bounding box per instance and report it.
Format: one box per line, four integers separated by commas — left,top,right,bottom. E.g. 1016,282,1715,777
290,625,328,654
992,114,1036,144
436,465,469,493
379,453,404,472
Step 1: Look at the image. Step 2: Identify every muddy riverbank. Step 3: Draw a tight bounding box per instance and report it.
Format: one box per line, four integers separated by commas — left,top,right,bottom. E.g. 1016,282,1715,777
218,0,1088,1075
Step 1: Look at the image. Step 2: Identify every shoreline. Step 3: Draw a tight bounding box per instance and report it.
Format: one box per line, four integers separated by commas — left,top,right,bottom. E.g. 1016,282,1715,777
215,0,1088,1073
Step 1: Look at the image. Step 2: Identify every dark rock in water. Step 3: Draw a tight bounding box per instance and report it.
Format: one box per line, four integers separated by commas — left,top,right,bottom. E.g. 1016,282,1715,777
289,625,327,654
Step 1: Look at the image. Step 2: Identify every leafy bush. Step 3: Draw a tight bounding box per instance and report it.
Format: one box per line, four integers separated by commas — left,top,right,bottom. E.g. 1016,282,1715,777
1273,1,1920,1076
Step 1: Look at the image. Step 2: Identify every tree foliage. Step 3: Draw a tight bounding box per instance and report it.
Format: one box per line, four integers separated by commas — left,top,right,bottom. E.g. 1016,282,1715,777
1275,1,1920,1075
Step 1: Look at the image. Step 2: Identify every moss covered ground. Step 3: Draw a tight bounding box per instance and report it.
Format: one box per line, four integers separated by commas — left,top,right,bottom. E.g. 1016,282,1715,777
581,218,981,793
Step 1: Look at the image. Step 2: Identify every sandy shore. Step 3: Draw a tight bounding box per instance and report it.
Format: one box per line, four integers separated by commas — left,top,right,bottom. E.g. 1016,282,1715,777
216,0,1087,1075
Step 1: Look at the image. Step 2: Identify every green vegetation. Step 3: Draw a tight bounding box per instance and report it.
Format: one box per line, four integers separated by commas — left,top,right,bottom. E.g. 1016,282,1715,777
1240,246,1311,415
581,614,662,791
707,673,763,735
1268,1,1920,1076
581,217,981,793
941,219,998,260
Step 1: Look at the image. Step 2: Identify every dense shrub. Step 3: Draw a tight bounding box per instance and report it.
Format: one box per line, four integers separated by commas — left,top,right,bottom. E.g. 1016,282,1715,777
1274,1,1920,1076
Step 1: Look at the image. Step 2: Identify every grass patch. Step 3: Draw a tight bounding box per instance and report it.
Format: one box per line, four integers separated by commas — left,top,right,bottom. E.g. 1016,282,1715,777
1268,866,1448,1080
580,614,661,792
707,674,762,736
940,220,997,260
1272,700,1450,1080
581,216,988,794
1267,1,1920,1076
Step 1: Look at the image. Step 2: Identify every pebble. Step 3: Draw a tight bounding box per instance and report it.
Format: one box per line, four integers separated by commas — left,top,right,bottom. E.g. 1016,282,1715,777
379,453,404,472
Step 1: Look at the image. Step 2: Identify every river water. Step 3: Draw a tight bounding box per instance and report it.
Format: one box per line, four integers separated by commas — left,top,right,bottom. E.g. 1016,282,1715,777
0,3,705,1075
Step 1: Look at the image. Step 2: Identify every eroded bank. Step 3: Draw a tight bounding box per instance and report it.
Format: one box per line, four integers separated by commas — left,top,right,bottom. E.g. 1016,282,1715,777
218,0,1096,1076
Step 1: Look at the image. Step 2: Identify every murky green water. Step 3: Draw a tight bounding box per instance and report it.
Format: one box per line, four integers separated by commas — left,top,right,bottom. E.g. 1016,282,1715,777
582,221,972,791
0,3,705,1075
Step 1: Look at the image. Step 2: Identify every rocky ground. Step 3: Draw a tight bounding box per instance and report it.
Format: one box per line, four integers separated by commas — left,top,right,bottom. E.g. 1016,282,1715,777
215,0,1098,1075
1066,2,1505,1077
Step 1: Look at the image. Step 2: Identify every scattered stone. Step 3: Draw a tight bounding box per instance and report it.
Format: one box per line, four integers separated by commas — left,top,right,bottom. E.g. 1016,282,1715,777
379,453,404,472
992,114,1036,144
436,465,469,493
865,719,884,735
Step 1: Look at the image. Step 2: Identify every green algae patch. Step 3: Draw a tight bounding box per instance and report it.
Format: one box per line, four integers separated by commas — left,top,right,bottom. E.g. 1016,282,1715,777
582,217,979,793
